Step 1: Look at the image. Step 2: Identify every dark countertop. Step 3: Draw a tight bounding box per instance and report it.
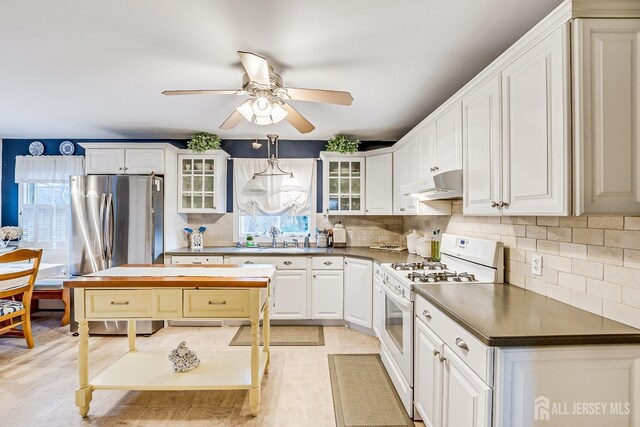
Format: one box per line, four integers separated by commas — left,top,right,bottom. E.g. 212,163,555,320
413,283,640,347
165,246,425,264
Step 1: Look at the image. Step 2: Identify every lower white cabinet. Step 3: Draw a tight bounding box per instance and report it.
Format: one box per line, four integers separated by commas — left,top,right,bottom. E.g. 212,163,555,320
311,270,344,319
344,257,373,328
372,267,384,337
415,317,445,427
441,346,492,427
271,270,307,320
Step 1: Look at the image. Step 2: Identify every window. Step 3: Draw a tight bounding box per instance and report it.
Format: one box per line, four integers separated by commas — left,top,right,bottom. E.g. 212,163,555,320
238,214,311,240
19,182,70,248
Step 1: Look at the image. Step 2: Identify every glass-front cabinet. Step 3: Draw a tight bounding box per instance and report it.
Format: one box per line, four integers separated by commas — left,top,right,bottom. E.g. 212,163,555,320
321,154,365,215
178,152,228,214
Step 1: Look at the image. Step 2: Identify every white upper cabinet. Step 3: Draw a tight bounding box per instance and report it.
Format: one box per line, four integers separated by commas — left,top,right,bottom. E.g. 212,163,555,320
125,149,165,174
501,24,570,216
365,153,393,215
573,19,640,215
178,153,227,214
85,149,125,174
462,76,502,215
322,155,365,216
435,103,463,174
85,148,165,175
393,139,419,215
418,121,437,181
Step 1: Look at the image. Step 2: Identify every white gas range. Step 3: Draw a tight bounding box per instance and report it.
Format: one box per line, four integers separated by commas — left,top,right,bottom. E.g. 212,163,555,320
378,234,504,418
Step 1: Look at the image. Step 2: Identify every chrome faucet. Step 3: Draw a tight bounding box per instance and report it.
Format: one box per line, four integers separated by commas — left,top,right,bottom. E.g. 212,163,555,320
269,226,281,248
283,240,289,248
292,238,299,248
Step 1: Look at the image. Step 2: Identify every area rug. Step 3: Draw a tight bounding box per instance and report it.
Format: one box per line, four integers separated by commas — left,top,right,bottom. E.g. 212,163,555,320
328,354,414,427
229,325,325,346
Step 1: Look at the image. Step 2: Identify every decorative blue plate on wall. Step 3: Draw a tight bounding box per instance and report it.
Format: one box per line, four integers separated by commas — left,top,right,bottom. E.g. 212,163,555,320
29,141,44,156
59,141,75,155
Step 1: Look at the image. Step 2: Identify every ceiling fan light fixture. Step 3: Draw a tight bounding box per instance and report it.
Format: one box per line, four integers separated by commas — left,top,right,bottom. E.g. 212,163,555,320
254,116,273,126
236,100,254,122
271,103,288,124
252,91,273,118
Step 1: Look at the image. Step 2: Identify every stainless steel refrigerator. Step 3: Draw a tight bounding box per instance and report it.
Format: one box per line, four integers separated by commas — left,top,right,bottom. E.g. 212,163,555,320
69,174,164,335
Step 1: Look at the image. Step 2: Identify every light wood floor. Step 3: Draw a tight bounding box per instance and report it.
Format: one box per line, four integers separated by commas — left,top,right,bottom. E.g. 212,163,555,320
0,312,425,427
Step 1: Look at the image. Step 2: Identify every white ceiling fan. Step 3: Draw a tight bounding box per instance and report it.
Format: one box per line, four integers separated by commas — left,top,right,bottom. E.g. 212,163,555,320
162,51,354,134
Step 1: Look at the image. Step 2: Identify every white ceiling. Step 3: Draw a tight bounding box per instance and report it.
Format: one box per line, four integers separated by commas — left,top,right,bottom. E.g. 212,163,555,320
0,0,563,141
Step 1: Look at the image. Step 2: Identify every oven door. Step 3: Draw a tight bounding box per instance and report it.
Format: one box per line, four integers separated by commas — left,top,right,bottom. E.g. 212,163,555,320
380,281,413,386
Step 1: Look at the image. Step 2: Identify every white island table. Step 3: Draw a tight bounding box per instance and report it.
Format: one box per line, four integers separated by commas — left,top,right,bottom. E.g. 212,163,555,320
64,264,274,417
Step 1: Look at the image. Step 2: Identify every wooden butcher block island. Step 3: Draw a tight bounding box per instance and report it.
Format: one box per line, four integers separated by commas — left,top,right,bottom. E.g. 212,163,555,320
64,264,275,417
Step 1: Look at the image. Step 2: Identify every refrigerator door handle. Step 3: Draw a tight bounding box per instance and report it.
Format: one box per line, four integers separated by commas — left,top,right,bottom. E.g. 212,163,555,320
105,193,115,261
99,192,108,260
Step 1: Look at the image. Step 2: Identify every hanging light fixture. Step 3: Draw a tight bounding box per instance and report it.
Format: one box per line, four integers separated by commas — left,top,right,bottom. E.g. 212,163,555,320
240,134,303,195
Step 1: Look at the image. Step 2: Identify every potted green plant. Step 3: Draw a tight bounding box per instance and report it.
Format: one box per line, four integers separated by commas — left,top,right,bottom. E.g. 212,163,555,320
245,235,255,247
187,132,221,153
325,135,360,154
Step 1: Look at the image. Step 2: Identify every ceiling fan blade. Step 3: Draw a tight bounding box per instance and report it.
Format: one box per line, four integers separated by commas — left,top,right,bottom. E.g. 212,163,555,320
238,51,271,86
282,88,353,106
162,89,245,96
219,109,245,130
281,102,315,134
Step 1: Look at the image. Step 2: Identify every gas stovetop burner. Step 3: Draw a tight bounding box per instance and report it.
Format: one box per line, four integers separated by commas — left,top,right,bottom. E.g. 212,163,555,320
424,262,448,271
407,271,478,283
391,262,424,270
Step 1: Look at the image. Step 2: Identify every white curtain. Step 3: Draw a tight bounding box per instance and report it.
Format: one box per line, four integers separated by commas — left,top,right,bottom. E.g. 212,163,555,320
234,159,314,216
15,155,85,183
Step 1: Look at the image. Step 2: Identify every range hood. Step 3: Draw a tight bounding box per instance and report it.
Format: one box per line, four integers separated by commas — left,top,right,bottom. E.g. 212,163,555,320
401,169,463,201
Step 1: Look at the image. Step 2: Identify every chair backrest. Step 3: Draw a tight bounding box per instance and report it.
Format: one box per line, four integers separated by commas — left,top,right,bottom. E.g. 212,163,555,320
0,249,43,296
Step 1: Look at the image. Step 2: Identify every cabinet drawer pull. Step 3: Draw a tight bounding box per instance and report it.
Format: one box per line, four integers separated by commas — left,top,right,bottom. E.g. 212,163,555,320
323,261,332,266
433,349,440,357
283,261,293,265
400,208,406,212
208,300,227,305
193,261,202,264
422,310,432,319
110,301,129,306
455,338,469,351
245,261,254,264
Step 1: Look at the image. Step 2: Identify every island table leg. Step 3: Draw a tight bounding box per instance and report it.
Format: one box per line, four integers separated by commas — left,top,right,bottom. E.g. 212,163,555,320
263,296,271,373
128,320,137,352
75,319,92,417
249,290,261,416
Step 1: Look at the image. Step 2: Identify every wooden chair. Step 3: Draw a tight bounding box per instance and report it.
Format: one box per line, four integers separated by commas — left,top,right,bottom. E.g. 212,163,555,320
0,249,43,348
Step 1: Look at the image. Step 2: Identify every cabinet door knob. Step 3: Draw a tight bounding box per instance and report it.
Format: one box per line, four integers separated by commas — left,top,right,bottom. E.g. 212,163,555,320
455,338,469,351
439,356,447,363
422,310,432,320
433,166,439,171
400,208,406,212
491,201,498,208
500,201,509,208
313,274,317,278
433,349,440,357
245,261,254,264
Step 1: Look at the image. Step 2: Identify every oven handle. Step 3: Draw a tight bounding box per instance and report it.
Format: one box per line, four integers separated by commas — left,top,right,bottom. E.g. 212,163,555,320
382,281,412,311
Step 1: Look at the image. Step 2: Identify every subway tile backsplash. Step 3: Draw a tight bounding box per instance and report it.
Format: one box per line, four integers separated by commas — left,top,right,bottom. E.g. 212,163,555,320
185,203,640,328
439,202,640,328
